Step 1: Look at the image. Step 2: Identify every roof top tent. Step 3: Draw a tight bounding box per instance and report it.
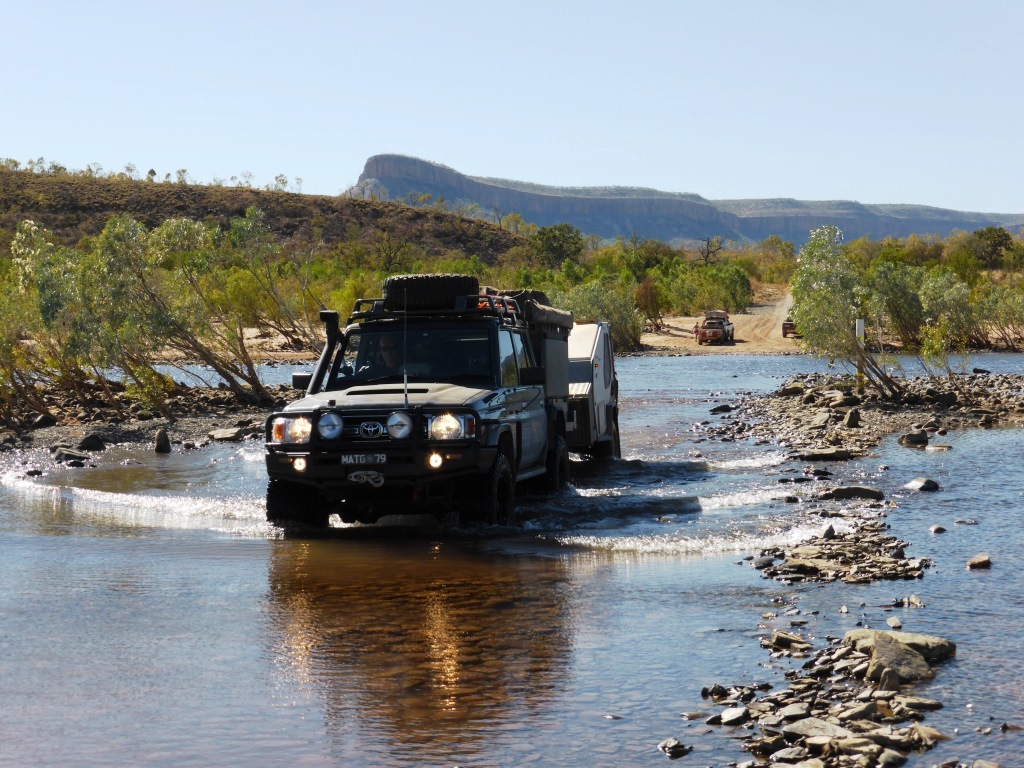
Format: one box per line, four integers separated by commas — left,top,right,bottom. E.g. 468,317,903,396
566,321,620,459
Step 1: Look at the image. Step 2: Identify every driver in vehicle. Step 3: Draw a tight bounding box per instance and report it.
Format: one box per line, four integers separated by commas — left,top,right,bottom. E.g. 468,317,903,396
361,333,404,375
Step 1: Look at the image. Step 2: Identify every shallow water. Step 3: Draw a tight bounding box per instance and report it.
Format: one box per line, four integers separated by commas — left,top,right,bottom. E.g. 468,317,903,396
2,354,1023,766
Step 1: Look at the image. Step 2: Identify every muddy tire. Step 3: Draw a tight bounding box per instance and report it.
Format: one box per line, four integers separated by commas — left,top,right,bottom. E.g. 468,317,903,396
590,407,621,460
472,453,516,526
266,478,331,528
382,274,479,311
544,434,570,494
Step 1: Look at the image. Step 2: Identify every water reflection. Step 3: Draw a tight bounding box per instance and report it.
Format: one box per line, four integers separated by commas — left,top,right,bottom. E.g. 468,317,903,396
266,539,573,763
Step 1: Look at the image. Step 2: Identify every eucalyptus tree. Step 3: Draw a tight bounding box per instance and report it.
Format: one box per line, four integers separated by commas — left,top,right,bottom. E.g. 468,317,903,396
790,225,903,398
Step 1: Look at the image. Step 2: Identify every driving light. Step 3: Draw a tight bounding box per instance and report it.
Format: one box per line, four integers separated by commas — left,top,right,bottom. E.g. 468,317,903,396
318,412,343,439
387,411,413,439
428,452,443,468
293,457,307,472
429,413,464,440
271,416,312,444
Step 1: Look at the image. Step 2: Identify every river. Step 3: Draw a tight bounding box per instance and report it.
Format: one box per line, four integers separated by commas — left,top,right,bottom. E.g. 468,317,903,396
1,354,1022,767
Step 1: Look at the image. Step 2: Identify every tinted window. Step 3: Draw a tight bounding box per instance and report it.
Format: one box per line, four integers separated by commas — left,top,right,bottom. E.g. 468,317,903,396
511,332,531,372
326,327,496,390
499,330,518,386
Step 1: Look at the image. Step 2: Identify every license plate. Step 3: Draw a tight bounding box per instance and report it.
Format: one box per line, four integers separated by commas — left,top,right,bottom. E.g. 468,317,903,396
342,453,387,465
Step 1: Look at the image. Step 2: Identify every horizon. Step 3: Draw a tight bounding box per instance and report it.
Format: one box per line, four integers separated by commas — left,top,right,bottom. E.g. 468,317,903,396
4,1,1022,214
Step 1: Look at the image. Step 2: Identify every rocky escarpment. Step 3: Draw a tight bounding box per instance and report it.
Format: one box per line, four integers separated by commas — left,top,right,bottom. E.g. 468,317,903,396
350,154,1024,245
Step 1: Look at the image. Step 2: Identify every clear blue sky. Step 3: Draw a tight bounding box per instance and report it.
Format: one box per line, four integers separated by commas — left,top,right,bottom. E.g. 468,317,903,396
4,1,1022,213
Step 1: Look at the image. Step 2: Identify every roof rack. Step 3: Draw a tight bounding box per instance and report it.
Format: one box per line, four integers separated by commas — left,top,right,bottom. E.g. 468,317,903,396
346,294,526,325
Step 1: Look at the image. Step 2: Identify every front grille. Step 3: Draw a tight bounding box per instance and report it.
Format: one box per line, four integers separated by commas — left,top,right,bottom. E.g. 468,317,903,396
340,413,393,440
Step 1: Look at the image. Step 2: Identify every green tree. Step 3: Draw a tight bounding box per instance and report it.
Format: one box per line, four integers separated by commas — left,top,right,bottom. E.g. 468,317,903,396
973,226,1013,268
528,223,586,268
791,226,902,397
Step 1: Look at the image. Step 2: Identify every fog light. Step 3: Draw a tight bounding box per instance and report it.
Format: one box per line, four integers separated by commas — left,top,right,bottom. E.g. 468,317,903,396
293,457,307,472
428,453,443,469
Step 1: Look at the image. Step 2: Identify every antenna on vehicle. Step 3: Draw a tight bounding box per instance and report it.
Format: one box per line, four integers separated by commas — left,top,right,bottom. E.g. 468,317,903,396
403,284,409,409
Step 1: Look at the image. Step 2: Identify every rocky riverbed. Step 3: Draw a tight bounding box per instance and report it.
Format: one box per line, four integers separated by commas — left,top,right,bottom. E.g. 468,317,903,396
661,371,1021,768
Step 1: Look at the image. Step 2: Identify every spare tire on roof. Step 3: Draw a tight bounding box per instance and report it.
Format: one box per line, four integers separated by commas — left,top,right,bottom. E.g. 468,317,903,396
382,274,480,311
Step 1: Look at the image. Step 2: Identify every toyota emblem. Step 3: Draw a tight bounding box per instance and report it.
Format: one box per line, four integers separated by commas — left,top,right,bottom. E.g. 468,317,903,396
359,421,385,438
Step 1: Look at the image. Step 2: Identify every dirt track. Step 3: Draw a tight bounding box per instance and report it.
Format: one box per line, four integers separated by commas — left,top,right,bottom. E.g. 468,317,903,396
641,287,800,355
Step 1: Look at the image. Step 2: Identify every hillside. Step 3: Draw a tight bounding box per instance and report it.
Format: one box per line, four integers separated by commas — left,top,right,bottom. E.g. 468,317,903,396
0,168,523,260
349,154,1024,245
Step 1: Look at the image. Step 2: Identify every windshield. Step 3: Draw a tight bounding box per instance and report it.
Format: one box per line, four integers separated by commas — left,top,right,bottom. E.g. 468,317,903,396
325,326,496,390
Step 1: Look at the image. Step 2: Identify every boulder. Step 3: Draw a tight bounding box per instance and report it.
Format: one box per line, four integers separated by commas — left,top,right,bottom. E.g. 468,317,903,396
781,717,856,740
843,408,861,428
793,447,854,461
154,427,172,454
52,446,90,464
656,737,691,758
818,485,885,501
898,430,929,447
76,433,106,452
967,553,992,569
208,427,245,442
843,629,956,664
904,477,940,492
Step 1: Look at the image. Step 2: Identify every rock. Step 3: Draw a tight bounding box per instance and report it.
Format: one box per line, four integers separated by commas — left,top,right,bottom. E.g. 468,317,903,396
154,427,172,454
843,408,861,428
818,485,885,501
720,706,750,725
886,616,903,629
656,737,692,758
710,403,734,413
792,447,854,461
32,413,58,429
777,702,810,720
967,553,992,569
76,433,106,451
898,430,929,447
52,446,90,464
893,695,943,711
781,716,856,740
904,477,940,492
930,524,946,534
208,427,245,442
821,523,836,540
844,629,956,664
778,385,805,397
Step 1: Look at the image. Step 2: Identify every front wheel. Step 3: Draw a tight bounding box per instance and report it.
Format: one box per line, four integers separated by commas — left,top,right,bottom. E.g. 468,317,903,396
472,453,516,526
266,478,331,528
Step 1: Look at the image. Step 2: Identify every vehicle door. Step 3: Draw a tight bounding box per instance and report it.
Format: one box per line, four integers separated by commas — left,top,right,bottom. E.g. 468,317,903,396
510,330,547,468
496,330,544,472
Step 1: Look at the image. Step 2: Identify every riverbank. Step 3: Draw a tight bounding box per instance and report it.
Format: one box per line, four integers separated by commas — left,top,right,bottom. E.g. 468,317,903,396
674,369,1018,767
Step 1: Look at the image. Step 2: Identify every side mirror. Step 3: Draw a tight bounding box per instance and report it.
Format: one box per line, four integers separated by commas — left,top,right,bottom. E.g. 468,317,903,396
519,367,545,386
291,372,312,390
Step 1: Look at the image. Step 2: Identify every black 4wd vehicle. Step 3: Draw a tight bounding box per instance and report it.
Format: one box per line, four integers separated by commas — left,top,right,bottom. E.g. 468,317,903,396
264,274,619,528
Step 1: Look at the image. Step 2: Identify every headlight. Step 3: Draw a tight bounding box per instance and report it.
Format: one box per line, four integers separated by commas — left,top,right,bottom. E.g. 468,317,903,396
387,411,413,439
430,413,465,440
318,412,343,439
271,416,312,444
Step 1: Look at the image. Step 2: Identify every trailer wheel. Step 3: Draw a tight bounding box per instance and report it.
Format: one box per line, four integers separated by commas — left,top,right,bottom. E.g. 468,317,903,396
382,274,480,311
473,453,516,526
590,407,621,460
266,478,331,528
